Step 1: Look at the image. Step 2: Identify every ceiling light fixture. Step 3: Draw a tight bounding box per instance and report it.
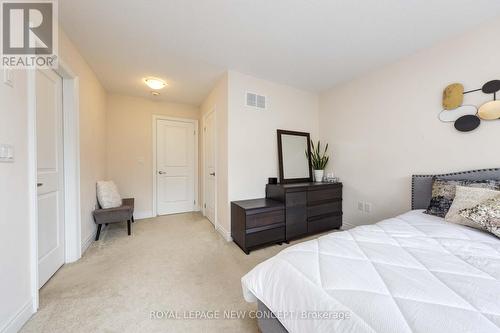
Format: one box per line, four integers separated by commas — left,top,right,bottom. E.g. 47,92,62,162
144,77,167,90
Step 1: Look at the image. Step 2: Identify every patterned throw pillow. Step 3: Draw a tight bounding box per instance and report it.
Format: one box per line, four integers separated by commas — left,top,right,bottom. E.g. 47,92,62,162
425,179,500,217
459,197,500,238
445,186,500,228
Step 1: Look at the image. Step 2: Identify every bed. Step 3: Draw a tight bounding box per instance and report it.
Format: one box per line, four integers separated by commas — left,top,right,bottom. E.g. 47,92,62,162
241,169,500,333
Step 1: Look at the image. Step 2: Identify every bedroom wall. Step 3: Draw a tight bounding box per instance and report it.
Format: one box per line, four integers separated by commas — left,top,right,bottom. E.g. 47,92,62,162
0,69,32,333
59,29,108,249
319,18,500,227
200,74,230,238
227,71,319,217
106,94,200,219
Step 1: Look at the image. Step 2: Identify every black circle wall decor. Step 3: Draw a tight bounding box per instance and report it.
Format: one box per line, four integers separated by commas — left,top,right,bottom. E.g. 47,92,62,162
454,115,481,132
481,80,500,94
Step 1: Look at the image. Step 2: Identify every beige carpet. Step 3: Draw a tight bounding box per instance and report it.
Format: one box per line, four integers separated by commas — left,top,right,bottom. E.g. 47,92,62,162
21,212,323,333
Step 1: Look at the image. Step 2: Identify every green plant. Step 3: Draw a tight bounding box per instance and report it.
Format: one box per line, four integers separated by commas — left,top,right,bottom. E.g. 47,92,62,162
306,141,329,170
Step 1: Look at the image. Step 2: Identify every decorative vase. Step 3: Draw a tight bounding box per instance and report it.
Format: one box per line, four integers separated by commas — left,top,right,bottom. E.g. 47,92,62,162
314,170,324,183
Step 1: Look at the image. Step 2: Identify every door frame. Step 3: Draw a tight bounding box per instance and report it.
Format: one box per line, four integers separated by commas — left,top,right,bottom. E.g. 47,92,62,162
152,115,199,217
202,107,217,228
28,60,81,311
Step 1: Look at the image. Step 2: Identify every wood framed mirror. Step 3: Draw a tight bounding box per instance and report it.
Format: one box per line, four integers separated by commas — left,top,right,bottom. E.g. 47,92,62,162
277,129,312,183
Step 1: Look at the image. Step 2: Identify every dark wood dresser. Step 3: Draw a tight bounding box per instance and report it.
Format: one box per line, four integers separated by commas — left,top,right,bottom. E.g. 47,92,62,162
231,199,285,254
266,182,343,241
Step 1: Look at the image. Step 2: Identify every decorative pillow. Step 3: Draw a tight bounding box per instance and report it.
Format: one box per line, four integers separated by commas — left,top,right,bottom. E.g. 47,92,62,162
425,179,500,217
445,186,500,228
459,197,500,238
96,181,122,209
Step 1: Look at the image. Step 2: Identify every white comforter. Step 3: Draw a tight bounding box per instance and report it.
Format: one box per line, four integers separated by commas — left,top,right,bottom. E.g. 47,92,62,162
242,210,500,333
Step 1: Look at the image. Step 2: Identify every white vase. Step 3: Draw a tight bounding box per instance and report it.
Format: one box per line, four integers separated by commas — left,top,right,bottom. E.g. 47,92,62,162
314,170,324,183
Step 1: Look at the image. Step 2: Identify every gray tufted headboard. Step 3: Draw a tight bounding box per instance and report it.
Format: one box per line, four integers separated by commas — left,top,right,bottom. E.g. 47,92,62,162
411,168,500,210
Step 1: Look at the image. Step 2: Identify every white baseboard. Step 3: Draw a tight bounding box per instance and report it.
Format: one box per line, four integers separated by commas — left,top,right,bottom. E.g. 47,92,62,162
342,221,357,230
0,298,34,333
134,210,154,220
81,229,96,255
216,224,232,242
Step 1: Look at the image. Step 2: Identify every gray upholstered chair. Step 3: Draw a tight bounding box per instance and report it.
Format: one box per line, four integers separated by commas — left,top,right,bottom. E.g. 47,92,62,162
93,198,135,240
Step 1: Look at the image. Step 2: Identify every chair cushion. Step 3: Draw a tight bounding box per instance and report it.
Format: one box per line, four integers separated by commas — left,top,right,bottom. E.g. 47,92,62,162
93,205,133,224
97,181,122,209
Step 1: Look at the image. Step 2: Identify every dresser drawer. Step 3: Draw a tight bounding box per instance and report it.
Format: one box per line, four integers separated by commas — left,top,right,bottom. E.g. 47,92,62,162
246,210,285,229
307,214,342,234
246,226,285,248
307,200,342,218
307,187,342,204
286,192,307,207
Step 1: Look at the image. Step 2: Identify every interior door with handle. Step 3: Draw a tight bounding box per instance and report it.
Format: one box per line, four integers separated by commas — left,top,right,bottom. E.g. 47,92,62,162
156,119,196,215
36,68,65,288
204,111,216,224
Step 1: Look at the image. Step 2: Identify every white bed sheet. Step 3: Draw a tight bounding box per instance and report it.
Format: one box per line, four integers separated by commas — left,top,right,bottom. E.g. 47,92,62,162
241,210,500,333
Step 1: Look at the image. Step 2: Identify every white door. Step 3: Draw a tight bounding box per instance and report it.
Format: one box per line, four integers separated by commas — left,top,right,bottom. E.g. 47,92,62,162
156,119,196,215
36,69,65,288
203,111,216,224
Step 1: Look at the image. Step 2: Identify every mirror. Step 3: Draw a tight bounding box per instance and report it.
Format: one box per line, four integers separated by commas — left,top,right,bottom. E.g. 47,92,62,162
277,130,312,183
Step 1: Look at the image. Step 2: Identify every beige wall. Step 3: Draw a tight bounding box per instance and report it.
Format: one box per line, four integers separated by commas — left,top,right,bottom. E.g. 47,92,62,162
0,69,32,332
106,94,200,218
59,30,108,247
200,74,229,237
228,71,319,200
319,18,500,228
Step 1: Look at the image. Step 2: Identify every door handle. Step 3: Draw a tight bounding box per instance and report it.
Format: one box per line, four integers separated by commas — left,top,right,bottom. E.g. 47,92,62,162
209,172,215,176
158,171,166,175
37,183,43,187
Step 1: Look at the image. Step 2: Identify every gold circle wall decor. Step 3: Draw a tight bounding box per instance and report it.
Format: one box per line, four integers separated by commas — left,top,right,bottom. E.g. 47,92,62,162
478,100,500,120
442,83,464,110
440,80,500,132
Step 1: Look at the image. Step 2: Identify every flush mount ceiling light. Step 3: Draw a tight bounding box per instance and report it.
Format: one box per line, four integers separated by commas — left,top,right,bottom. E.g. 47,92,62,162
144,77,167,90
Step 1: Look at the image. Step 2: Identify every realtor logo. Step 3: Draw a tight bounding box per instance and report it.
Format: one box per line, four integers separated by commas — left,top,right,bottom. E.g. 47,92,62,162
1,0,58,68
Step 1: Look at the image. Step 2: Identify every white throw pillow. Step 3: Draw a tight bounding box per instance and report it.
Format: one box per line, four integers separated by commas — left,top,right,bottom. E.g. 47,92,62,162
445,186,500,229
96,181,122,209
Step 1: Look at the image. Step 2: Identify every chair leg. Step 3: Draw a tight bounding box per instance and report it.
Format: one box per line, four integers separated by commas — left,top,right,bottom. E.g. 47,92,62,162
127,220,131,236
95,224,102,241
131,215,135,223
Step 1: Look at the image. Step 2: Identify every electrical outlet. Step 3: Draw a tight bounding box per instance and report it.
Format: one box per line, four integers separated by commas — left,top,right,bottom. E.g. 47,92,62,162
364,202,372,213
358,201,364,211
0,144,14,162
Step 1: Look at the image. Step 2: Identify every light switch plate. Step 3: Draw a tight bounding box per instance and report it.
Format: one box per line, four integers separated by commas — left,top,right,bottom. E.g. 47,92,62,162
3,66,13,87
0,144,14,162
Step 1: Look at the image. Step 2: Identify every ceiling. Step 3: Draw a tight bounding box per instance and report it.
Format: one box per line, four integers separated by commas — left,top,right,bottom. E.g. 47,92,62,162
60,0,500,106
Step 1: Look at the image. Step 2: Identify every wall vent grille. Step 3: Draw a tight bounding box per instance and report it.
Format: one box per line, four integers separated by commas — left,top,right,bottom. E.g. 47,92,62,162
246,92,267,109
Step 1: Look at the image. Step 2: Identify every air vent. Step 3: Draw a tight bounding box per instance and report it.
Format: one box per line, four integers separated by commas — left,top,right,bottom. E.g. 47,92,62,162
246,92,267,109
